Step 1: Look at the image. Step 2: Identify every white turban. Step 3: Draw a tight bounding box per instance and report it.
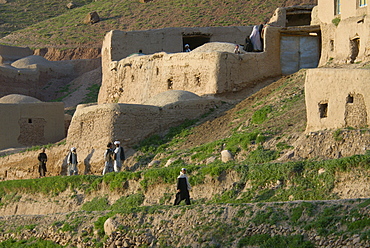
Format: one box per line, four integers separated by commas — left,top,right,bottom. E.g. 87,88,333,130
114,141,120,145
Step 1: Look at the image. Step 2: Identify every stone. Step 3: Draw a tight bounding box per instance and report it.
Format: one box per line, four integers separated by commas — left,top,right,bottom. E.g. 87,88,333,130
148,160,160,168
318,168,326,174
164,158,176,167
104,218,119,236
115,240,122,246
205,156,217,164
67,2,77,9
221,150,233,162
84,11,100,24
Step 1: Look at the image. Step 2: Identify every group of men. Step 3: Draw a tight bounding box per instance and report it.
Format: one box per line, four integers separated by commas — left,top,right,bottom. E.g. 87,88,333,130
37,142,193,205
37,140,126,177
102,141,125,175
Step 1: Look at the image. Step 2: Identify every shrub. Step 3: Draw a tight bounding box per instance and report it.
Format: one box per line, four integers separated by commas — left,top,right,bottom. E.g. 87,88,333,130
332,17,341,26
251,105,273,124
81,196,110,211
245,146,279,164
110,193,145,212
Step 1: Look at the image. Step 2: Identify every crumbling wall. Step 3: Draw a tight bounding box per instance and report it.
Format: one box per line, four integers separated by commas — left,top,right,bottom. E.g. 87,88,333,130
344,93,367,128
0,44,33,64
18,118,47,146
305,68,370,132
99,26,281,104
0,57,100,100
318,1,370,65
0,102,65,150
66,98,220,173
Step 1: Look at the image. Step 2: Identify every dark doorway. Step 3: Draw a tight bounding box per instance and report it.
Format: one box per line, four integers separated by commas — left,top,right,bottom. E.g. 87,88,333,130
349,37,360,63
182,34,211,51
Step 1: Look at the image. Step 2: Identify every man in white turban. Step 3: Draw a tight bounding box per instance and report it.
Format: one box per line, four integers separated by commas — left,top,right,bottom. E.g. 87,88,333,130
113,141,125,172
66,147,78,176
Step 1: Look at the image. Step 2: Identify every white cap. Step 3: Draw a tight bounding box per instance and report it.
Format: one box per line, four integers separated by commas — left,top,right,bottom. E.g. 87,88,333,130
181,168,186,171
71,147,76,151
185,44,189,47
114,141,120,145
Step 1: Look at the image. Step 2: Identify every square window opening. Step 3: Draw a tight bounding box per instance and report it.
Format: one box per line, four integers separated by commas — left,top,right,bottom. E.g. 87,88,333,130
347,94,354,103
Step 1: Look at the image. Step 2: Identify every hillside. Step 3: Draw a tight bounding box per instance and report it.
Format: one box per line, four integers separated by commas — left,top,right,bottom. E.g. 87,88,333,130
0,0,316,49
0,69,370,246
2,0,370,247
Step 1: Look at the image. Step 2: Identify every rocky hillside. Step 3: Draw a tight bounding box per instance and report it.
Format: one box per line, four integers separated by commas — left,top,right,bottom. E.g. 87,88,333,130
0,198,369,247
1,0,370,247
0,0,316,49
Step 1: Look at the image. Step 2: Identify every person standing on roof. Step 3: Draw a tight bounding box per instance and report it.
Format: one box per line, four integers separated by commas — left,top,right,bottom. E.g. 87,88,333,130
113,141,125,172
249,25,263,52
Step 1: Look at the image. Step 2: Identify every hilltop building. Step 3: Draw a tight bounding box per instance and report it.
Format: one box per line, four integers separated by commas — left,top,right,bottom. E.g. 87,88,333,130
98,7,320,104
68,5,322,164
305,1,370,132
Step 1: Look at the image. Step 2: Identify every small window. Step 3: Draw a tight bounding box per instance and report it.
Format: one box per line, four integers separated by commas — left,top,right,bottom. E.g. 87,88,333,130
167,78,173,89
319,103,328,118
330,40,334,52
335,0,341,15
28,119,32,124
347,94,354,103
360,0,367,7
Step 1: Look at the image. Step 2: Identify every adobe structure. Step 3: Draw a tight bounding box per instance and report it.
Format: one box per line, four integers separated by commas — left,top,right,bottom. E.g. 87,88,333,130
98,9,321,104
0,47,100,101
317,0,370,65
67,90,221,149
0,94,65,150
66,5,322,163
305,1,370,132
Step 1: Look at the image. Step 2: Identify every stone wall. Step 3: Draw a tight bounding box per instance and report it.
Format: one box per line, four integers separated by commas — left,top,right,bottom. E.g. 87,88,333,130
305,68,370,132
99,26,281,104
0,102,65,150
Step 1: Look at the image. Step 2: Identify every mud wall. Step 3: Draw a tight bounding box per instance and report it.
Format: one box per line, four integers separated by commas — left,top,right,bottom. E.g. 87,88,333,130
99,26,281,104
305,68,370,132
318,1,370,65
0,102,65,150
66,99,220,170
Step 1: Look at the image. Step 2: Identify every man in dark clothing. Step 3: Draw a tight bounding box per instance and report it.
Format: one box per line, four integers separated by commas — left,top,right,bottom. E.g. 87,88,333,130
174,168,191,205
67,147,78,176
38,148,47,177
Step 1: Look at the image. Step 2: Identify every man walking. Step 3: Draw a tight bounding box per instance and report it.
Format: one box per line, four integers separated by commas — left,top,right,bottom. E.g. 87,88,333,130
174,168,191,205
37,148,47,177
